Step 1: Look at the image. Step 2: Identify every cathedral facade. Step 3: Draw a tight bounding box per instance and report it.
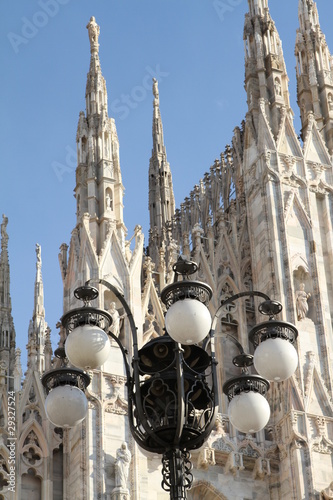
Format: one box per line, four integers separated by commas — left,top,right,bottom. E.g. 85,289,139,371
1,0,333,498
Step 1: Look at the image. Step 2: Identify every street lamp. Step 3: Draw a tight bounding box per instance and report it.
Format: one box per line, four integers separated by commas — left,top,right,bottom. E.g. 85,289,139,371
42,257,298,499
42,347,90,428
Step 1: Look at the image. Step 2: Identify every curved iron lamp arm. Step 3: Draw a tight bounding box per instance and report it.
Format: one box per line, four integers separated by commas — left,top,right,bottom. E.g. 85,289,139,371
209,291,271,370
86,278,139,350
211,291,270,332
85,278,171,450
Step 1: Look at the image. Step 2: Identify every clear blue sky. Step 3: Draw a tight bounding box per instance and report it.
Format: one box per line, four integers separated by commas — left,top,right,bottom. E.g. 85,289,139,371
1,0,332,373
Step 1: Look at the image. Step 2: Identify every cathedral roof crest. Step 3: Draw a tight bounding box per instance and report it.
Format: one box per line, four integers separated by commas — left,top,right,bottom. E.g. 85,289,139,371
303,112,331,164
284,190,312,228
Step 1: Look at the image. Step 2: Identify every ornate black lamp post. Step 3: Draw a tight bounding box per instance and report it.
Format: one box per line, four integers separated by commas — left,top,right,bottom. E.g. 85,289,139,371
41,257,298,499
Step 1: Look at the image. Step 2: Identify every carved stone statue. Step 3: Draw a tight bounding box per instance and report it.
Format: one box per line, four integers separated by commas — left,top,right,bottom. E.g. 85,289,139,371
86,16,100,49
328,93,333,111
321,481,333,499
36,243,41,264
108,303,124,338
295,283,311,320
152,77,159,99
274,78,282,96
106,192,112,211
115,442,131,489
1,215,8,246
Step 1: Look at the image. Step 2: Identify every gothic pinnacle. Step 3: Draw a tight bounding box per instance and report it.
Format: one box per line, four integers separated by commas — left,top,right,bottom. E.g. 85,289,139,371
149,78,175,268
298,0,319,31
296,0,333,150
152,78,164,154
77,17,125,254
0,215,10,308
247,0,268,18
33,243,44,320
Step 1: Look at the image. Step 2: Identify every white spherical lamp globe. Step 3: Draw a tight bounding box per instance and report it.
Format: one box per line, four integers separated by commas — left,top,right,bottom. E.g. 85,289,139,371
65,324,111,370
45,385,88,427
165,299,212,344
228,391,271,433
253,338,298,382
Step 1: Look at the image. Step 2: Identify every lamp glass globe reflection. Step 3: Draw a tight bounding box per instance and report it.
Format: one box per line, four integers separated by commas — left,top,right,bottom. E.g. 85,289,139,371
65,324,110,370
45,385,88,427
228,391,271,433
165,299,212,344
253,338,298,382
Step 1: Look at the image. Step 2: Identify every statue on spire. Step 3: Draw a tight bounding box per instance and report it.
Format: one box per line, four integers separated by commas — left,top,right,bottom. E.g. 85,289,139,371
1,214,8,248
153,78,159,104
153,78,159,97
36,243,41,266
86,16,100,53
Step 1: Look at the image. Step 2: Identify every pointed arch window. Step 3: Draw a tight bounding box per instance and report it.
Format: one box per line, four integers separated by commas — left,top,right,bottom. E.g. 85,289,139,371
53,446,64,500
77,194,81,217
21,469,41,500
300,14,304,31
188,482,227,499
324,47,330,71
0,456,9,492
244,37,250,59
297,52,303,75
315,49,321,71
81,137,87,163
104,132,110,158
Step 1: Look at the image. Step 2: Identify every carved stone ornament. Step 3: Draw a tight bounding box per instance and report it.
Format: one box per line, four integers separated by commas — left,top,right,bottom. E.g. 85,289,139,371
252,457,271,480
104,376,128,415
211,436,233,454
22,446,42,467
105,398,128,415
312,435,333,455
224,452,244,476
282,155,296,181
197,447,216,470
215,414,228,435
321,482,333,500
111,489,130,500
